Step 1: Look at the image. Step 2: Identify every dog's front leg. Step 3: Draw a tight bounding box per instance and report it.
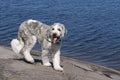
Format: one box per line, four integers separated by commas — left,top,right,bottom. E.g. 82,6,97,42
53,49,63,71
42,49,51,66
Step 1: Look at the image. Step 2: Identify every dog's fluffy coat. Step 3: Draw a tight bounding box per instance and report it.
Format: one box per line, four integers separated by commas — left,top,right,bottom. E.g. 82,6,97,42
11,19,67,71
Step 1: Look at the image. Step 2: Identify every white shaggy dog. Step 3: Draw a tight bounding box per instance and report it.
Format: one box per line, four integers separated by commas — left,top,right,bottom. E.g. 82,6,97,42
11,19,67,71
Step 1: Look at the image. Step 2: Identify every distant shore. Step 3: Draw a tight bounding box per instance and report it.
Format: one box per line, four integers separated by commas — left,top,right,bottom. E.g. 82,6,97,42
0,46,120,80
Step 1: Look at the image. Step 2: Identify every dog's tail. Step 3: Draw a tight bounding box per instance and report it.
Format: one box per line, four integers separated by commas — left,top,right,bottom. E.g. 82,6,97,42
11,37,24,54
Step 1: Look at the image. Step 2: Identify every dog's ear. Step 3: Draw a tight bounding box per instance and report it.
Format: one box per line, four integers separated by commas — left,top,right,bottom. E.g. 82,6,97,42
61,24,67,37
46,29,51,38
45,28,52,42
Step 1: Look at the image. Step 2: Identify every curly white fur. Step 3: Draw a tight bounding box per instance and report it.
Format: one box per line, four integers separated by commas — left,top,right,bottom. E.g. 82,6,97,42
11,39,24,54
10,19,67,71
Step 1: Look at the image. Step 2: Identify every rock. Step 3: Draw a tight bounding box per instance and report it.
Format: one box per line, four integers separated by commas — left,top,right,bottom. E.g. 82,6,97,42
0,46,120,80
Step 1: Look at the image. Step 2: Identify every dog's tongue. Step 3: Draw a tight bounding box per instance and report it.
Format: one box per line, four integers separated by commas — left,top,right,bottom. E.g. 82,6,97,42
53,38,57,44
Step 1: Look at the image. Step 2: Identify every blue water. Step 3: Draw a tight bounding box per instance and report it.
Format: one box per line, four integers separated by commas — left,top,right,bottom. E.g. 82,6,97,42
0,0,120,70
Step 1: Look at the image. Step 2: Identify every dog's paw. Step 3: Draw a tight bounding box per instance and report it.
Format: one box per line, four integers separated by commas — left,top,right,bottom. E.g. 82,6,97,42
54,66,63,71
23,51,35,63
43,62,51,67
25,58,35,64
24,55,35,63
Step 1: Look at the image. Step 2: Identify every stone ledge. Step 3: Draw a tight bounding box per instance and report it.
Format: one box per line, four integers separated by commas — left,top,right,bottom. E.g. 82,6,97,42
0,46,120,80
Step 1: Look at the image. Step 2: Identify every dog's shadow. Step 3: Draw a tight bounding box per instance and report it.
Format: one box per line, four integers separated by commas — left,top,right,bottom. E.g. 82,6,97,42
14,58,55,67
14,58,63,69
14,58,42,64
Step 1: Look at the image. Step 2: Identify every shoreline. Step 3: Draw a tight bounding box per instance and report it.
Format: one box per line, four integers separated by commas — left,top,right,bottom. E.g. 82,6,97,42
0,46,120,80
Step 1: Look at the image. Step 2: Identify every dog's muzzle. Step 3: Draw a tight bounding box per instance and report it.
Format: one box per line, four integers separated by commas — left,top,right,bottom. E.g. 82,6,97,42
52,33,60,44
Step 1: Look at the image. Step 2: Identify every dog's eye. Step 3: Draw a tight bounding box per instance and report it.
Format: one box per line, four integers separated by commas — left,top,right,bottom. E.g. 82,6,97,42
58,28,61,31
52,28,54,30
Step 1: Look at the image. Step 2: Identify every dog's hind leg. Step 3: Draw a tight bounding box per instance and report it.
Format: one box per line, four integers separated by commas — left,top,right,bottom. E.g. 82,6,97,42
22,36,37,63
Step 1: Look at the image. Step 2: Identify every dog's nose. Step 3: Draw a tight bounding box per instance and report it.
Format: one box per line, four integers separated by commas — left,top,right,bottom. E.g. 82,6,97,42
53,33,57,37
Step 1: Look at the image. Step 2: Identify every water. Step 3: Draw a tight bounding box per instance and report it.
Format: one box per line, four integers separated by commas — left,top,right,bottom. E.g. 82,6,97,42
0,0,120,70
